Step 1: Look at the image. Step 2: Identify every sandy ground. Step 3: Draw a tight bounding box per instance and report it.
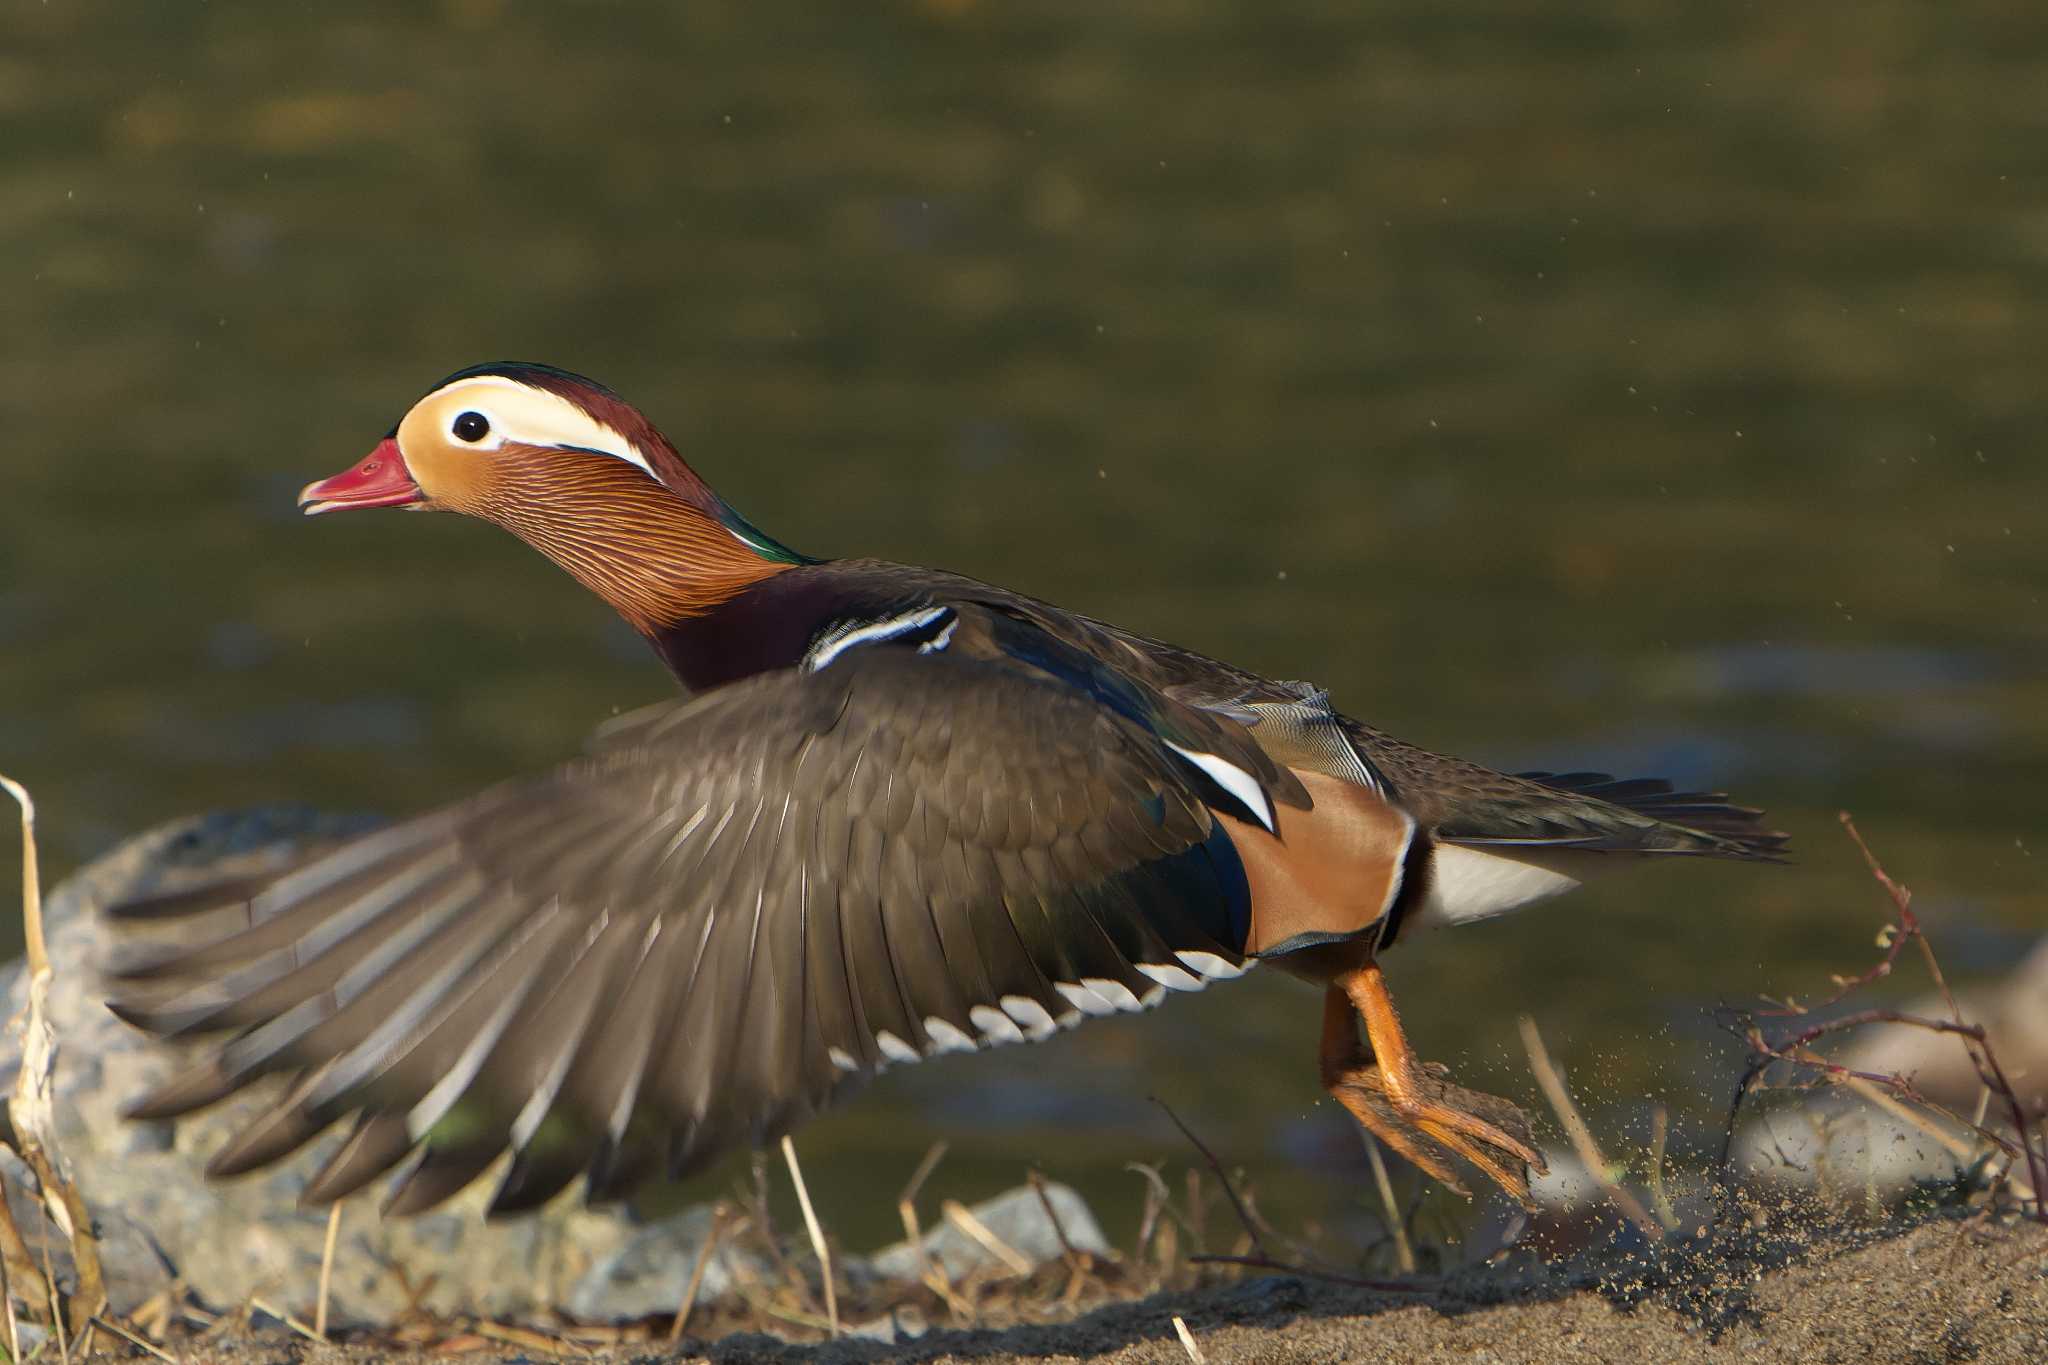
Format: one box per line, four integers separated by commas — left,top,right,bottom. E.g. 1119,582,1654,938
149,1214,2045,1364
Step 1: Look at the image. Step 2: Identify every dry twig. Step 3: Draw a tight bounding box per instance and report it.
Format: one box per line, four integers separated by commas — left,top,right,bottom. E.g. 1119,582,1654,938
1151,1097,1266,1261
1,775,108,1341
1722,815,2047,1222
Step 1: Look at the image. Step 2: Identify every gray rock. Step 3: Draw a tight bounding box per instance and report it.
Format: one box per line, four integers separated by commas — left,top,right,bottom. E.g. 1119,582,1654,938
562,1203,768,1323
1729,934,2048,1200
0,809,733,1324
844,1304,927,1343
866,1181,1109,1283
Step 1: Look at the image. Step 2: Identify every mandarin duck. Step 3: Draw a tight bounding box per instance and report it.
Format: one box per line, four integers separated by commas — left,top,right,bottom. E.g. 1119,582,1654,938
106,362,1785,1216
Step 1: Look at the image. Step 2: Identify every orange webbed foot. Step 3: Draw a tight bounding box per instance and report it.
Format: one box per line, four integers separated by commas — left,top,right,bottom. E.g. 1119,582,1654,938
1330,1060,1545,1205
1320,964,1548,1207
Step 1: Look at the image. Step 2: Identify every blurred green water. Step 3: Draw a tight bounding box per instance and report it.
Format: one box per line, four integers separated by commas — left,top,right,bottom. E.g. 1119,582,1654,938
2,1,2044,1250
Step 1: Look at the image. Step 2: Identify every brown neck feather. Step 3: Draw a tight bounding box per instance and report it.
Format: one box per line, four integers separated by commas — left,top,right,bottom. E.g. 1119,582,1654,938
462,449,789,634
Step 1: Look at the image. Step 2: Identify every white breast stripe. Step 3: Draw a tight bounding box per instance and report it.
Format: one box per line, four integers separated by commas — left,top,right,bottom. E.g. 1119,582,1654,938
1164,741,1277,834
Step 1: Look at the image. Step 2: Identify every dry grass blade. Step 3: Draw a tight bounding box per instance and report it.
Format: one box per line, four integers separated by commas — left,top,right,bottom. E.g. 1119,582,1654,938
0,777,46,978
1,774,108,1339
780,1135,838,1338
247,1295,325,1344
940,1199,1033,1276
1361,1135,1416,1273
1646,1104,1680,1232
471,1319,589,1355
1172,1313,1207,1363
39,1203,66,1364
666,1202,731,1344
315,1200,342,1339
1518,1015,1663,1242
0,1217,17,1365
88,1314,181,1365
896,1142,948,1284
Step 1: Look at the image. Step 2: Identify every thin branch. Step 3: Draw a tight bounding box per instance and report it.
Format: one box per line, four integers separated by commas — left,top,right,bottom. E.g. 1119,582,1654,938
1027,1170,1082,1267
1150,1097,1267,1261
1722,816,2048,1223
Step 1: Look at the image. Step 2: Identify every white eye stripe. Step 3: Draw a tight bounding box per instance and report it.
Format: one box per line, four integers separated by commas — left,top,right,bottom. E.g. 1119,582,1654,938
421,376,657,479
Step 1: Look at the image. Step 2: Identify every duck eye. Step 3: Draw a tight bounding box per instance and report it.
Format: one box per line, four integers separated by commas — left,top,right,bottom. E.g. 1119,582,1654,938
452,411,490,443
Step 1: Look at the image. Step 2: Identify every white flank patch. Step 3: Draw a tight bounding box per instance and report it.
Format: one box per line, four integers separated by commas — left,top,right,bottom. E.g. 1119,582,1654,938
828,1046,862,1073
1055,981,1118,1017
1164,742,1276,833
969,1004,1027,1046
1138,983,1168,1008
1412,844,1585,930
805,607,955,673
420,374,656,477
1000,995,1059,1041
1175,950,1249,981
1079,977,1144,1013
876,1031,921,1065
1134,962,1205,993
923,1016,977,1054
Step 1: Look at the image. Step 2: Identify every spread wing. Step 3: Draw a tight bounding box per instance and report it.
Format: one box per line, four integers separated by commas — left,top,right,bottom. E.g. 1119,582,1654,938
106,641,1287,1215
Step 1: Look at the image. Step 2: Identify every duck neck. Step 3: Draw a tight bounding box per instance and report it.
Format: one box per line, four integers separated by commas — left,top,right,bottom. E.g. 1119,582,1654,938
481,457,809,635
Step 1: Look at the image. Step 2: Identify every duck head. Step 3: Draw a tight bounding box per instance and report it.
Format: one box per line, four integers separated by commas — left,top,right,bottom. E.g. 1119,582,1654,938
300,363,805,631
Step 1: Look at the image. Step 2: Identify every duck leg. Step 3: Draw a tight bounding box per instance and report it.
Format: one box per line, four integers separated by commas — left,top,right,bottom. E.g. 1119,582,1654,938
1319,962,1545,1205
